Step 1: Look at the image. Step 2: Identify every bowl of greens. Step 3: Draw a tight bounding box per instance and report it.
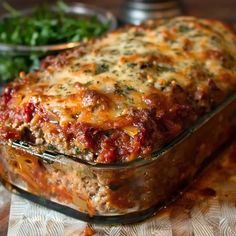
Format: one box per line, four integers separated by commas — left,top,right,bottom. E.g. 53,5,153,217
0,1,117,83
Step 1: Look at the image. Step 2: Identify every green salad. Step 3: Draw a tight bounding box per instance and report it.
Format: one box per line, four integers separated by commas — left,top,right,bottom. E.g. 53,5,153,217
0,1,109,82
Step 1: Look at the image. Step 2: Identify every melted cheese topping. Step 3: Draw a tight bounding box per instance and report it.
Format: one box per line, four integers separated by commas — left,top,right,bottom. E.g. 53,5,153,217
1,16,236,163
37,18,235,125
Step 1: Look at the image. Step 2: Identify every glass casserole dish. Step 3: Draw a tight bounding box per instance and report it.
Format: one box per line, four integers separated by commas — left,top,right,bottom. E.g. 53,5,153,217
1,93,236,224
0,16,236,224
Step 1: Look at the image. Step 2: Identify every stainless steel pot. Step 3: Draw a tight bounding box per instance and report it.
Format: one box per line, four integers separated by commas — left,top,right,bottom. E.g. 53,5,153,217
120,0,183,24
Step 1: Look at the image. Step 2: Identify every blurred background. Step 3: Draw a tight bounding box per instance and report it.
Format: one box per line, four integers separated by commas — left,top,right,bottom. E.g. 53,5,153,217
1,0,236,23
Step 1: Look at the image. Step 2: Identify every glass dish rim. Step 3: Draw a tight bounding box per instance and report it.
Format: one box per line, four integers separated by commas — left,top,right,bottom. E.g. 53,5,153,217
0,2,117,53
9,92,236,170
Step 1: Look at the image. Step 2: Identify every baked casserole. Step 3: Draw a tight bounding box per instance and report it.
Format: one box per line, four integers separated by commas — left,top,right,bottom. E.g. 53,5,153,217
0,17,236,223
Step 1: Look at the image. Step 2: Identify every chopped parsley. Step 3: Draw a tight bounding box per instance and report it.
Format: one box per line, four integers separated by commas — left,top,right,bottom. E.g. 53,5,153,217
75,147,90,156
178,25,192,33
125,85,135,92
0,0,109,82
75,147,82,155
127,62,137,68
0,1,108,46
95,63,109,75
156,64,175,74
114,83,136,97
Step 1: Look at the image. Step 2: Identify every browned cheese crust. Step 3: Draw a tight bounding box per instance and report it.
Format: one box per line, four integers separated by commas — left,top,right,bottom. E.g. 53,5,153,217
0,17,236,163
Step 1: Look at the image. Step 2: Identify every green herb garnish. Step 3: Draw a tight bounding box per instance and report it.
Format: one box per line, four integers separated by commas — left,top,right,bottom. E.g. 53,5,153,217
75,147,82,155
178,25,192,33
0,1,109,82
95,63,109,75
0,1,108,46
114,83,136,97
127,62,137,68
156,65,175,74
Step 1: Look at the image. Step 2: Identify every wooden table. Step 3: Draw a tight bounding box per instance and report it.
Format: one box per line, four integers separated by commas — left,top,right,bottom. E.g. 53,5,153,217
0,0,236,235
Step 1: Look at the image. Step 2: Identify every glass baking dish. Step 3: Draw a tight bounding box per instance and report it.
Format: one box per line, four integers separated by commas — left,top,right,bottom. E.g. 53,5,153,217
1,93,236,224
